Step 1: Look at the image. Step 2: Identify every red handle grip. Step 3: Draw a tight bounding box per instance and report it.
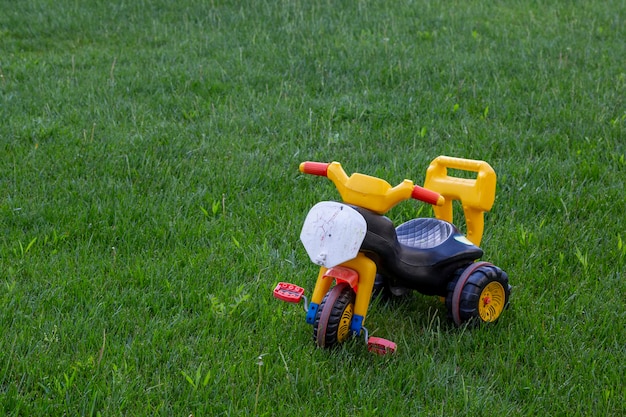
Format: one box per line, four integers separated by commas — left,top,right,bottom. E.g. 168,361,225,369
299,161,329,177
412,185,445,206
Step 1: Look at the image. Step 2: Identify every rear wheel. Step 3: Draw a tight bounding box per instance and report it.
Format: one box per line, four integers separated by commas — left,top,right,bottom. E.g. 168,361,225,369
446,262,510,326
313,283,355,348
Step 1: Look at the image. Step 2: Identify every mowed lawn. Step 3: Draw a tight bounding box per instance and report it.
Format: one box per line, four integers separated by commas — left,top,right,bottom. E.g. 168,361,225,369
1,0,624,415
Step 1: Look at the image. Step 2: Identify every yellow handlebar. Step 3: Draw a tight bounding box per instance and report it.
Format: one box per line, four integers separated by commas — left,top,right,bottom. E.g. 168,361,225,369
301,161,443,214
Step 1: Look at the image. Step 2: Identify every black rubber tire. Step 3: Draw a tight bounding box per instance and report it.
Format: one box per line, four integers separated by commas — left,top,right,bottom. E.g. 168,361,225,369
313,283,355,348
445,263,511,326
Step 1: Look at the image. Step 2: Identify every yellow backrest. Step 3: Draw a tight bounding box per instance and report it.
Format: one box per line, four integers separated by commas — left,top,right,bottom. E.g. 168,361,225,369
424,156,496,246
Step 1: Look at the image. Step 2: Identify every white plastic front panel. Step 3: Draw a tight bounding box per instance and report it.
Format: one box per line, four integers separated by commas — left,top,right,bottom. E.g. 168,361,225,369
300,202,367,268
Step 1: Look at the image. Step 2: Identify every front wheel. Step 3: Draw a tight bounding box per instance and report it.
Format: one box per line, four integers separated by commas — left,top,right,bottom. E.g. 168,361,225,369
446,262,511,326
313,283,355,348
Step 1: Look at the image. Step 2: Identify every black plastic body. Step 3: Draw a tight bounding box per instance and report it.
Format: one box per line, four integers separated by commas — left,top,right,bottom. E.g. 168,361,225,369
352,206,483,297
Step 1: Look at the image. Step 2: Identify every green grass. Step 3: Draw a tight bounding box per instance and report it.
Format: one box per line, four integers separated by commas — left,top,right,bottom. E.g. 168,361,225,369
1,0,625,415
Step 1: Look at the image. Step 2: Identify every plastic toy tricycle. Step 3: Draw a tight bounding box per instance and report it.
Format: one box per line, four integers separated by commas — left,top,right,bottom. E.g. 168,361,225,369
274,156,510,354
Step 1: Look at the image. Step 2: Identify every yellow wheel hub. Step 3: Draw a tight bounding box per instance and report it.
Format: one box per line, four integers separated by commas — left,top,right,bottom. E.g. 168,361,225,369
337,303,354,342
478,281,506,322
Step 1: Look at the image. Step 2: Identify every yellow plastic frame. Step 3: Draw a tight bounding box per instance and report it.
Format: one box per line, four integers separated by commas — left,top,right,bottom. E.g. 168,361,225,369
310,253,377,321
424,156,496,247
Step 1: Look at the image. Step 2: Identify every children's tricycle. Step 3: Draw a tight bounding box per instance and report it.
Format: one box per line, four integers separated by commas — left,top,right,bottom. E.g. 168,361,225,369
274,156,510,354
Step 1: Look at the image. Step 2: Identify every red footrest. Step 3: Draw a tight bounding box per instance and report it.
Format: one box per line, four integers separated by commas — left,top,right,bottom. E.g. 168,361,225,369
367,337,397,355
273,282,305,303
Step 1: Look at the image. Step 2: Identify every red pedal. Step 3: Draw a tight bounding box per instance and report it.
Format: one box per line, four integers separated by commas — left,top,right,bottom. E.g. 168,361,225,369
273,282,305,303
367,337,397,355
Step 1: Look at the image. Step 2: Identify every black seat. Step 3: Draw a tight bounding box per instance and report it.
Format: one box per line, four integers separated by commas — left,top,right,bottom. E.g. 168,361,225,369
396,218,454,249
